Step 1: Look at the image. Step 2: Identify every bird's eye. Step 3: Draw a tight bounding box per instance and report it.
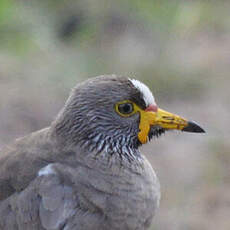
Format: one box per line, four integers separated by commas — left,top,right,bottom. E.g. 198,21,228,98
118,103,134,115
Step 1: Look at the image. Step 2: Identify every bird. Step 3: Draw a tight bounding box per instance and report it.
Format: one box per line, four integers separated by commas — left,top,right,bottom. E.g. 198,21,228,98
0,75,205,230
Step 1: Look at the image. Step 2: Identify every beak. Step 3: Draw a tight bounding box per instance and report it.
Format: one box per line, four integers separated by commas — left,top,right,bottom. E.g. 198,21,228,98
138,106,205,144
155,108,205,133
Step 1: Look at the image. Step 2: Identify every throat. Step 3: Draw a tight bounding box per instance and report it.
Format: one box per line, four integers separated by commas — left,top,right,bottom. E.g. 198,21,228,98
79,133,142,162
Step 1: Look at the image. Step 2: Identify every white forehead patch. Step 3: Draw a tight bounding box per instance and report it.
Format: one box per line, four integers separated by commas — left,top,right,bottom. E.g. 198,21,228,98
129,79,156,106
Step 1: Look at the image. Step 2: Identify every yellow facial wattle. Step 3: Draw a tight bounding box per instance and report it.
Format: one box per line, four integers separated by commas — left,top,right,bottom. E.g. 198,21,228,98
137,109,156,144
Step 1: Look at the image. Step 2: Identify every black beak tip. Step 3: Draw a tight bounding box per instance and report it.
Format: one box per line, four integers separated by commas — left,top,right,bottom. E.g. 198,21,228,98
182,121,205,133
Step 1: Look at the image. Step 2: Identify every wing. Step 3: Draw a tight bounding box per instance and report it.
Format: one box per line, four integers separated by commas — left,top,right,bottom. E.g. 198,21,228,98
0,128,52,201
0,163,78,230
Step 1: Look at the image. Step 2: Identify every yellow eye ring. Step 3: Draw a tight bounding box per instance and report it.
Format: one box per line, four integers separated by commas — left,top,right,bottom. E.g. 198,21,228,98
115,100,139,117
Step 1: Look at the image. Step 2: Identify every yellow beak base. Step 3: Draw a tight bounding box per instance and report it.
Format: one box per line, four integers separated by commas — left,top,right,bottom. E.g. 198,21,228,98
138,108,205,144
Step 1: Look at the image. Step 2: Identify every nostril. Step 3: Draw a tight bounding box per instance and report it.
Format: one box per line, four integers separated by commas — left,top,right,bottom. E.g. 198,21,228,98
162,116,174,120
145,104,158,112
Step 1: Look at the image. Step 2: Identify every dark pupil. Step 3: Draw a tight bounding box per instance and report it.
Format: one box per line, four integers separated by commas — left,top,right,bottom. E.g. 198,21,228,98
118,103,133,114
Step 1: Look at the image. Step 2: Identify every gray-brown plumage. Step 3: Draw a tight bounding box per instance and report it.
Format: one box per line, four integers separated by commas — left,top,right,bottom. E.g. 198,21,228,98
0,75,204,230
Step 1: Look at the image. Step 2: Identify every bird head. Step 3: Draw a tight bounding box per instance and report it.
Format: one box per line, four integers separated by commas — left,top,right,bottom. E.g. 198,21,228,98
52,75,205,158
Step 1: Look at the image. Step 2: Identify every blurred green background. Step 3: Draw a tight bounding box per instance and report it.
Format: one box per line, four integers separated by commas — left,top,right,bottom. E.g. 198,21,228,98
0,0,229,229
